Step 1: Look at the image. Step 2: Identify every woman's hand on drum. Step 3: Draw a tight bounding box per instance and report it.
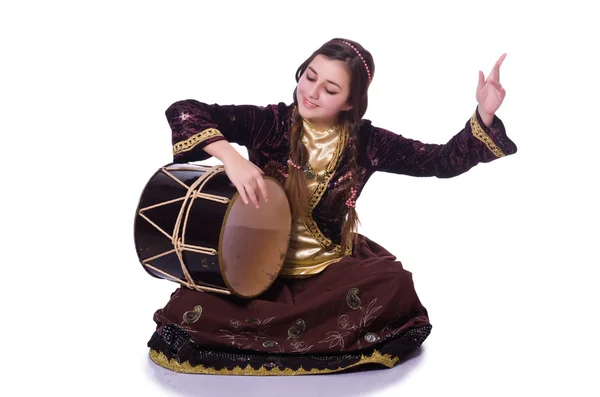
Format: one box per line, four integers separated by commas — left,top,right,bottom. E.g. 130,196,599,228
223,155,268,208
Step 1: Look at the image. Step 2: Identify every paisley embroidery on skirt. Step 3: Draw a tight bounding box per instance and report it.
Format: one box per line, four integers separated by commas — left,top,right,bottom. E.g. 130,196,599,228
182,305,202,324
284,319,313,353
287,319,306,339
346,288,361,310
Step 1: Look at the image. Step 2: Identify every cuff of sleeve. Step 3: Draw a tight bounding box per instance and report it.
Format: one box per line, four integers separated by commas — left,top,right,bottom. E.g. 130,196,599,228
172,128,225,162
471,107,518,157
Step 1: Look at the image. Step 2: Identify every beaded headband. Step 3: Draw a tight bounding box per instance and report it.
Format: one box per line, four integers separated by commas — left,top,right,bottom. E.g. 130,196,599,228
339,40,372,83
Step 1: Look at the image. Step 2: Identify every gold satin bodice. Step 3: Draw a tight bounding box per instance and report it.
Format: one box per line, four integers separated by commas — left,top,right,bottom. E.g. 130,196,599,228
279,119,348,278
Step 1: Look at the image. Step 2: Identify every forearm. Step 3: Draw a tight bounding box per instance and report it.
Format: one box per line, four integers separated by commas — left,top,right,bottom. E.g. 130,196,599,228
203,140,243,164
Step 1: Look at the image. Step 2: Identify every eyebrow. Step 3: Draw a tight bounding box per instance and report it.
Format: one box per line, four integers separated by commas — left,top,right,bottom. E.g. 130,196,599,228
307,66,341,89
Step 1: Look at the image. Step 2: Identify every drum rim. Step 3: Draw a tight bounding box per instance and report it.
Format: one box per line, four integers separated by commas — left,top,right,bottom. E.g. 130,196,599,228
133,164,168,280
217,175,292,299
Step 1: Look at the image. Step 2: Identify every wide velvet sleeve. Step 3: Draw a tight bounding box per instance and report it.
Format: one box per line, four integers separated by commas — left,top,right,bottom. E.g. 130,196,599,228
365,107,517,177
166,99,285,163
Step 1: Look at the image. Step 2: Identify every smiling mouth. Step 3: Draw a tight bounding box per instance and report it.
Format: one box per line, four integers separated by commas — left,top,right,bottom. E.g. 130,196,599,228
303,97,319,108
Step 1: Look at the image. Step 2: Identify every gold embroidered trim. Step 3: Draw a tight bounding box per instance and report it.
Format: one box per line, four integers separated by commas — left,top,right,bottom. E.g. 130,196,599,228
149,348,399,376
303,124,352,256
173,128,224,155
469,112,505,158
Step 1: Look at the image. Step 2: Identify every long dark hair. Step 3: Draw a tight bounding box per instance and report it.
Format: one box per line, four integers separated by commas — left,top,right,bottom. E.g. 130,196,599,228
285,38,375,252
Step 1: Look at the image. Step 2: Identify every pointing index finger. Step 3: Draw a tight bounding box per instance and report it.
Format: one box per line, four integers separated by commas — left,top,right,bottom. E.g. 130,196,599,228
492,53,507,82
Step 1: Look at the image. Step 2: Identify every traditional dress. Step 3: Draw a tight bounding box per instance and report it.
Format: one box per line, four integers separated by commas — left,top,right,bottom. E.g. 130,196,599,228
147,100,517,375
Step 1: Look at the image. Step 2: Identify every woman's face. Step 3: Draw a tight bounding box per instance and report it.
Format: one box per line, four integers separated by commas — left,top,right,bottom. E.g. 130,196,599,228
296,54,352,129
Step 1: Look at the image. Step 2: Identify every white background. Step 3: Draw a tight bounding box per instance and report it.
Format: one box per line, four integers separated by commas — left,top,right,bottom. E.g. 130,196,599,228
1,0,599,396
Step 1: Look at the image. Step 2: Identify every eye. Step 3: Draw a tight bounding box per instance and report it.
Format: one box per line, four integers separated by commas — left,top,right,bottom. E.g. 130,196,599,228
306,74,338,95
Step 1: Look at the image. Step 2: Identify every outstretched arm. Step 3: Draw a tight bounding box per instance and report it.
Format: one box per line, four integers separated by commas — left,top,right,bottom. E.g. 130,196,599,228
366,106,517,177
367,53,515,177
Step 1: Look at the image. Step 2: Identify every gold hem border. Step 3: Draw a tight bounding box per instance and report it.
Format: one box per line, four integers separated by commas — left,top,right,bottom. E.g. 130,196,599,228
469,112,505,157
173,128,224,156
149,348,399,376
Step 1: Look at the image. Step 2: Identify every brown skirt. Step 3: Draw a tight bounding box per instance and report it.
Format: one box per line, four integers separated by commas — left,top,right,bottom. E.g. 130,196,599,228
148,234,432,375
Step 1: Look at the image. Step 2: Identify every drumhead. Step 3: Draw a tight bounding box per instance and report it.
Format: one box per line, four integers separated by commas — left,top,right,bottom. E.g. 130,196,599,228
219,177,292,298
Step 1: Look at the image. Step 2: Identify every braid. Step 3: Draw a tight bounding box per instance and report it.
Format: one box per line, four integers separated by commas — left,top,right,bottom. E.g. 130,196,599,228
284,106,310,219
339,122,361,252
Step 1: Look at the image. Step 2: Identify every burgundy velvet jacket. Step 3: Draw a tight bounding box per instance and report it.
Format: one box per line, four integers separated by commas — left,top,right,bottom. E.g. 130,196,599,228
166,99,517,251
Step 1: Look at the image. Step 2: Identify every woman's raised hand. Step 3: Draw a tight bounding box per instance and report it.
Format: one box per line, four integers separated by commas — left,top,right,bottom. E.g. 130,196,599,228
476,53,507,115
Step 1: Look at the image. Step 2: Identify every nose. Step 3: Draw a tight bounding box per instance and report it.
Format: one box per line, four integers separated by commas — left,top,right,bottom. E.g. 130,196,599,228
308,83,319,99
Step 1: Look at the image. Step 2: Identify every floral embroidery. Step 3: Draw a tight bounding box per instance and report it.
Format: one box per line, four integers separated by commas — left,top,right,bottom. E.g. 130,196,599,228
338,315,357,330
320,296,383,351
218,330,247,342
359,298,382,328
319,331,351,350
289,341,314,353
217,317,314,353
218,317,275,343
182,305,202,324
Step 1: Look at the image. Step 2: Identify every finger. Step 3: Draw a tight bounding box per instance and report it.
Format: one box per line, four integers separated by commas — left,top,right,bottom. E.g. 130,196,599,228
492,63,500,82
256,175,269,203
235,183,249,205
478,70,485,90
245,183,259,208
489,79,504,93
489,79,501,88
492,54,506,82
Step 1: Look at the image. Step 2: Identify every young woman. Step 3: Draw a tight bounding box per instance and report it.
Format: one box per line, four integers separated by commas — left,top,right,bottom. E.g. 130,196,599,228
147,38,516,375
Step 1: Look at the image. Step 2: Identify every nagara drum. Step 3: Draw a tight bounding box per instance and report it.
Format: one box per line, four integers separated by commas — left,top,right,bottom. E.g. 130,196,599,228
134,163,292,299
